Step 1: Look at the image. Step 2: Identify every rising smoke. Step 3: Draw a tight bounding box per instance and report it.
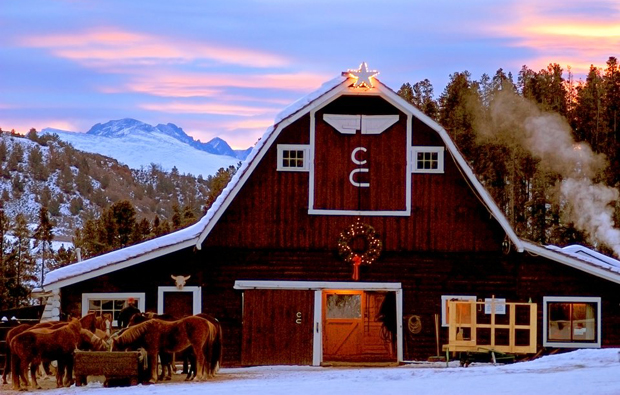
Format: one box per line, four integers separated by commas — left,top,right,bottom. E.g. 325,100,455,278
475,89,620,257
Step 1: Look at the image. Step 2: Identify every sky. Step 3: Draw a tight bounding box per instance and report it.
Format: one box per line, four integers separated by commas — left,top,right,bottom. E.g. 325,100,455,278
1,1,619,149
16,348,620,395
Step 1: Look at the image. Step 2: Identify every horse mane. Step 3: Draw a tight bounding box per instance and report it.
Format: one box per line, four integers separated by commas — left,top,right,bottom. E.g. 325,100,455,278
115,320,152,346
80,312,97,332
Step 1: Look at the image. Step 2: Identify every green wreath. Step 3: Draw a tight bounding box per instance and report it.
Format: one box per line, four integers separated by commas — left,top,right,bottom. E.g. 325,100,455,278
337,220,382,265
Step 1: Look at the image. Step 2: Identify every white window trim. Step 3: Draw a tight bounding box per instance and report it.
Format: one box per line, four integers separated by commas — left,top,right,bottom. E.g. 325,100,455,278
543,296,601,348
157,286,202,316
411,146,445,174
277,144,310,172
81,292,145,327
441,295,476,327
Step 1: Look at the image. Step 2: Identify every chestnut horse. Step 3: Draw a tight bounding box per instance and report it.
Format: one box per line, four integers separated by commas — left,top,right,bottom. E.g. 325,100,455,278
111,316,217,383
2,312,98,385
10,319,82,390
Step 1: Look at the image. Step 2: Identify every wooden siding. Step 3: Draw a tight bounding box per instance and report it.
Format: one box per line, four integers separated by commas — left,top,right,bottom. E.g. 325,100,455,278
61,246,620,365
242,289,314,365
204,95,504,253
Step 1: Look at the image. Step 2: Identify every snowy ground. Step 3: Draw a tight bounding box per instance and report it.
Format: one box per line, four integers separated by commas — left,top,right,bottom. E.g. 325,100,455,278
7,349,620,395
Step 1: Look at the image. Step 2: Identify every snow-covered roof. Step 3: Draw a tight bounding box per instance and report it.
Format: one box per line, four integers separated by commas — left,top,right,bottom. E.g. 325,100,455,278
42,216,206,289
522,241,620,284
44,71,620,290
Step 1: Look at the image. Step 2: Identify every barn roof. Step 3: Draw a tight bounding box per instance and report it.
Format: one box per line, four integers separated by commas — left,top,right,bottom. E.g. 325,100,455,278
42,71,620,290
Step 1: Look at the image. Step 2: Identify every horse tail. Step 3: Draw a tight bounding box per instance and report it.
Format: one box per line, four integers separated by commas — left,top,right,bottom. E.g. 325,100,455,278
10,339,21,390
2,338,10,384
211,321,223,375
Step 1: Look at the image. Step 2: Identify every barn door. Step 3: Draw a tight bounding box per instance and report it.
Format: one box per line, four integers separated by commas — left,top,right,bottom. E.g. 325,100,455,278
323,291,396,362
242,289,314,366
157,286,201,319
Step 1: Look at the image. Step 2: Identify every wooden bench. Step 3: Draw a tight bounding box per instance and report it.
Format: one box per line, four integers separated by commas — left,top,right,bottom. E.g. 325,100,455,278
74,351,144,387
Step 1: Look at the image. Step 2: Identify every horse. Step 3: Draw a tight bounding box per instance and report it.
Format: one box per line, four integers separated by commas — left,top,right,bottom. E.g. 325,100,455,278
126,312,176,380
187,314,223,380
2,313,99,385
111,316,217,383
78,328,109,352
10,319,82,390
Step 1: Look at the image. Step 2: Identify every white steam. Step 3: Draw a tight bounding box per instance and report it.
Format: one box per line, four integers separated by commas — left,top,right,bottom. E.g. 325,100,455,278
479,90,620,256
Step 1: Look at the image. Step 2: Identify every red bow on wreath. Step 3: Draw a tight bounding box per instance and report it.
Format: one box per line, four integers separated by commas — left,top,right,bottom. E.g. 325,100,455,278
352,254,362,281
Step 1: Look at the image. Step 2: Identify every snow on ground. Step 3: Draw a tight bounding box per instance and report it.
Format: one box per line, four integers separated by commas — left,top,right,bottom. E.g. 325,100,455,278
13,349,620,395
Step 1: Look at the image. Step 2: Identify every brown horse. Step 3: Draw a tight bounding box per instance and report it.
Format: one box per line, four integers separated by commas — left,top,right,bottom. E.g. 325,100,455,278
190,314,223,379
11,319,82,390
111,316,217,383
78,328,109,351
2,313,99,385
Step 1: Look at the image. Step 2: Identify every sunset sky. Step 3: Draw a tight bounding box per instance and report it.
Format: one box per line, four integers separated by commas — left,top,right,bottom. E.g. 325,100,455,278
1,0,619,149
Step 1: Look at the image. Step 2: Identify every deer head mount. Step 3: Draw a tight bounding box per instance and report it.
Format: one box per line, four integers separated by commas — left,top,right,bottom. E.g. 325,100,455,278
171,274,191,290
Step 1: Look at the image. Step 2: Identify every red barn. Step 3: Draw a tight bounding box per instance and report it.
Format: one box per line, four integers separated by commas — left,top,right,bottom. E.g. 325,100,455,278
41,64,620,366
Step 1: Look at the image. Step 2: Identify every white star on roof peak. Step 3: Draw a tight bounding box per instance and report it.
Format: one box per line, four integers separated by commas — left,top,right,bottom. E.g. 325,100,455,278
346,62,379,88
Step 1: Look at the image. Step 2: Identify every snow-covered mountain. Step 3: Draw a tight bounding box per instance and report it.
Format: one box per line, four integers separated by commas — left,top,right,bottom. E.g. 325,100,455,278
42,119,251,178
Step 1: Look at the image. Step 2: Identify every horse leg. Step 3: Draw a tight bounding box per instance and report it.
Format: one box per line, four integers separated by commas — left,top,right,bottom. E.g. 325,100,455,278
193,344,206,381
64,356,75,387
184,349,196,381
147,351,158,384
11,353,21,390
2,345,10,384
55,360,65,388
30,361,41,389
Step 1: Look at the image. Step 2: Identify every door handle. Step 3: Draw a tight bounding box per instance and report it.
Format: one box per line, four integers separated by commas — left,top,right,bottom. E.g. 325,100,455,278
296,311,302,324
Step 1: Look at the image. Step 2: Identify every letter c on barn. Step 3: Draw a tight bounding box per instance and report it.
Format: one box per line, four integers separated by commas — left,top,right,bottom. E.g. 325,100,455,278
351,147,367,165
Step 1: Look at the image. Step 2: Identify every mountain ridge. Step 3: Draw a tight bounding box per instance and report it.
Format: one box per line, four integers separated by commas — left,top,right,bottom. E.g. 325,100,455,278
42,118,252,179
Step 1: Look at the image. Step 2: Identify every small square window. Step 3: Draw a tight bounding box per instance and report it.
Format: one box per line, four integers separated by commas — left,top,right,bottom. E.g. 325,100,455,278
412,147,444,174
277,144,309,171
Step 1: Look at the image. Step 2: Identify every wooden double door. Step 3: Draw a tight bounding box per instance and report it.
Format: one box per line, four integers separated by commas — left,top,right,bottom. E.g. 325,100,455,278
241,289,396,365
323,290,395,362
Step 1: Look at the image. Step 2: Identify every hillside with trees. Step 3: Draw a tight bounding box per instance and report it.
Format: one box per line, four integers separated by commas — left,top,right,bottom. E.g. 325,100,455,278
0,130,237,309
398,56,620,256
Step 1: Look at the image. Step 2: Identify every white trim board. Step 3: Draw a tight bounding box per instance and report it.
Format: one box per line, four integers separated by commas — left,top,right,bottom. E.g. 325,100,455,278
81,292,146,326
157,286,202,316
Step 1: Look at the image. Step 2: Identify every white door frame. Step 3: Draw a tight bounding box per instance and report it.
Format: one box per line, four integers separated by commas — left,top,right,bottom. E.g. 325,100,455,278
234,280,403,366
157,286,202,316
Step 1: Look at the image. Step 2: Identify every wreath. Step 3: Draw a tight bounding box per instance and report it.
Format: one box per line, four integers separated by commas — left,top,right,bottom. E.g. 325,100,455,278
337,219,383,266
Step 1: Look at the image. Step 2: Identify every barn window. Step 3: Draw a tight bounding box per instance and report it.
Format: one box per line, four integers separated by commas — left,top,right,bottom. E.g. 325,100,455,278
441,295,476,327
277,144,310,171
543,296,601,348
81,292,145,328
412,146,444,174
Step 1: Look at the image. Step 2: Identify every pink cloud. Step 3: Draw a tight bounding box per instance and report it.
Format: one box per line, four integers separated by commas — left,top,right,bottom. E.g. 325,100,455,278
127,71,328,97
139,102,277,116
19,27,289,68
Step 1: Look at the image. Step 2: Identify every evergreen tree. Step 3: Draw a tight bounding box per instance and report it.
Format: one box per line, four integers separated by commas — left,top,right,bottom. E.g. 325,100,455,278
0,209,12,310
33,206,54,286
11,214,35,307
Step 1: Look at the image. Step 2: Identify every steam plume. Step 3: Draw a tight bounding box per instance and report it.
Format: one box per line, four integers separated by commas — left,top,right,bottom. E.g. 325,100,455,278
476,89,620,257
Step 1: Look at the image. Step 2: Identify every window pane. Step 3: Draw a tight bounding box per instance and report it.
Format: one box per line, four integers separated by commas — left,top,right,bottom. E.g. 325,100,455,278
326,294,361,319
548,302,597,342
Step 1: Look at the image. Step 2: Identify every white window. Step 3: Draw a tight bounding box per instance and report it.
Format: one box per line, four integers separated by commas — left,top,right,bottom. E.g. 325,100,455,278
277,144,310,171
412,146,444,174
81,292,145,328
543,296,601,348
441,295,476,327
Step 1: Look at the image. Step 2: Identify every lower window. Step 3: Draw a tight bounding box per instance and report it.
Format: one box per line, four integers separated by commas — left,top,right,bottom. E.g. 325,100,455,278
81,293,145,328
543,296,601,348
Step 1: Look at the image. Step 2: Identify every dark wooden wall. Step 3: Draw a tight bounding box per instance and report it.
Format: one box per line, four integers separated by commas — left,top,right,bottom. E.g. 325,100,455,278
59,93,620,366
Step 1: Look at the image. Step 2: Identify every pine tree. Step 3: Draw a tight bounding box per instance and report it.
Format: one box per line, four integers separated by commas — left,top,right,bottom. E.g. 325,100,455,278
0,209,12,310
33,206,54,286
11,214,35,307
